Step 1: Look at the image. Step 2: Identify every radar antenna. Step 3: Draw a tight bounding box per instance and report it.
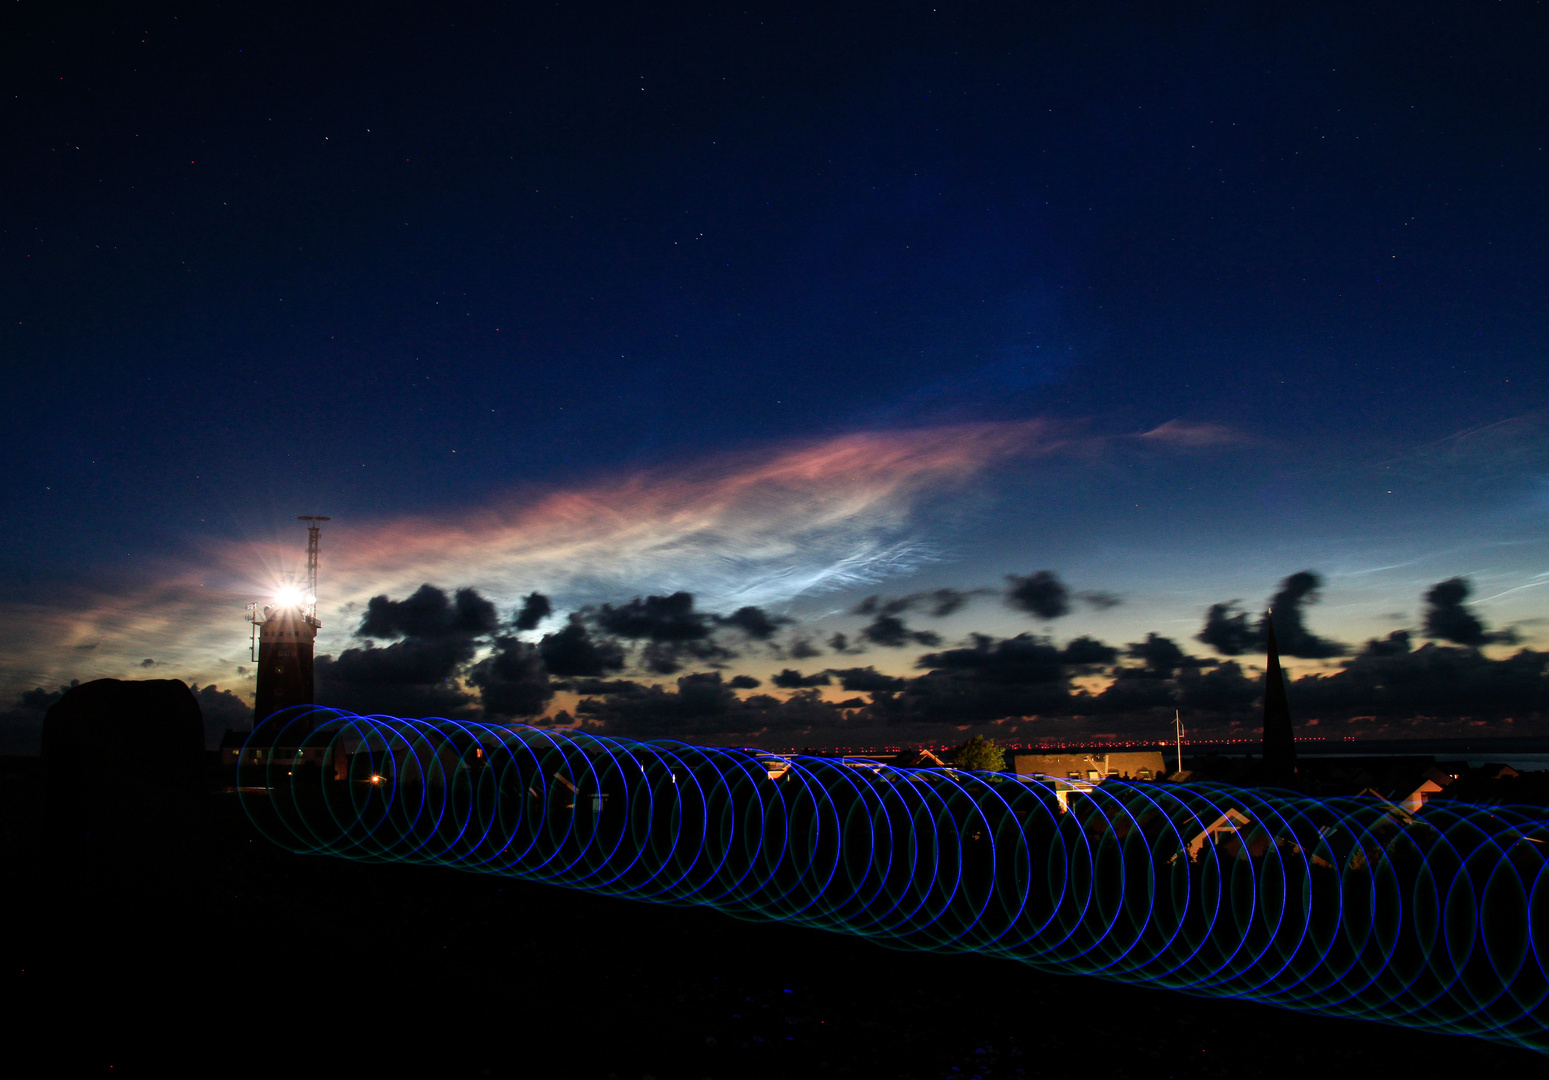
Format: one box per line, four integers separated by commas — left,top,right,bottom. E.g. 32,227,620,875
297,516,330,626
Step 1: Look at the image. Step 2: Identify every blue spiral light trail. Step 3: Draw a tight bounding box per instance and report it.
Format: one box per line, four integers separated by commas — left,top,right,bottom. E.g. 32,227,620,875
239,708,1547,1052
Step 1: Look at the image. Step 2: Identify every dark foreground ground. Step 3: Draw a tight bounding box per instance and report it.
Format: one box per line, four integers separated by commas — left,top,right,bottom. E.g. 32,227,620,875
2,759,1543,1079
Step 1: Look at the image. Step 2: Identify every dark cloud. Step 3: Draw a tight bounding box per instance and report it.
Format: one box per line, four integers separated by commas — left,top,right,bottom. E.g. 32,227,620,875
592,591,733,673
1123,633,1201,679
772,631,1129,727
139,658,156,668
537,616,626,678
1005,571,1070,619
0,681,76,754
190,683,253,746
852,595,904,617
1076,590,1123,611
1197,572,1345,659
1198,601,1258,656
576,671,849,738
513,591,553,632
861,669,1075,726
316,636,480,717
1091,672,1176,715
1366,629,1413,657
853,588,986,620
1176,661,1260,714
771,668,831,689
1089,635,1209,714
466,637,554,718
313,583,503,716
827,632,863,655
639,639,734,675
847,630,1216,726
788,638,823,659
1291,637,1548,721
360,584,499,641
859,613,941,649
1058,635,1119,667
594,591,712,642
1422,577,1517,647
827,667,908,694
1268,571,1346,659
917,634,1066,685
1080,635,1203,716
716,606,789,640
569,678,648,695
727,674,762,690
921,588,977,617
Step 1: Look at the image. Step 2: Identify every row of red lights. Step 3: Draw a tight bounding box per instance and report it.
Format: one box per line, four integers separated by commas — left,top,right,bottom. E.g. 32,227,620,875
758,736,1351,755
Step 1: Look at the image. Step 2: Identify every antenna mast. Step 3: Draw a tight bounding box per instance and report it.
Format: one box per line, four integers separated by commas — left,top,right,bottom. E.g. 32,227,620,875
1173,709,1186,777
297,516,330,625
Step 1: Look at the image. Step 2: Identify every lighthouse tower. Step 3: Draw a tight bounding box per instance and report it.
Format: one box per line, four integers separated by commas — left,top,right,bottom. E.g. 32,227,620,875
251,516,329,724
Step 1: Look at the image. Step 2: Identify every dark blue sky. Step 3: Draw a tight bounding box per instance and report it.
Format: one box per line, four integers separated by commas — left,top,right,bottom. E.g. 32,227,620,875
4,2,1547,741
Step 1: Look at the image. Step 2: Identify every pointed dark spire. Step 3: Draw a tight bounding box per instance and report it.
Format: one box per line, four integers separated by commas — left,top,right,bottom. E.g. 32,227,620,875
1261,610,1297,785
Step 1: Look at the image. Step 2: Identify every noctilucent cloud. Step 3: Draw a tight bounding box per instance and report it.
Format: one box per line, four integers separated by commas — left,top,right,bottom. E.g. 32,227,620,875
3,3,1547,744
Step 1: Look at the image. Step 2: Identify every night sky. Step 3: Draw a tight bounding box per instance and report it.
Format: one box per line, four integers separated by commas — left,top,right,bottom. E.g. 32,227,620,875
5,2,1548,748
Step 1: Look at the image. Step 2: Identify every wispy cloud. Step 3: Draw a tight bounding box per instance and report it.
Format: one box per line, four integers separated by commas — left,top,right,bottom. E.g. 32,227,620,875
1380,412,1549,483
0,421,1084,697
1131,419,1243,448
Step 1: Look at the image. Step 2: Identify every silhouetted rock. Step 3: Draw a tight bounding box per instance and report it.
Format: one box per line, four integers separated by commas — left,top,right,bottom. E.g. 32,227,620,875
41,678,207,891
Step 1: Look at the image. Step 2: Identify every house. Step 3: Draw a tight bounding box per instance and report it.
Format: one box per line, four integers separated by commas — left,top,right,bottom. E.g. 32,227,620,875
1009,774,1097,813
755,754,793,781
1013,752,1109,782
1106,751,1167,780
1367,770,1448,814
891,748,949,769
1012,750,1166,783
1184,807,1261,862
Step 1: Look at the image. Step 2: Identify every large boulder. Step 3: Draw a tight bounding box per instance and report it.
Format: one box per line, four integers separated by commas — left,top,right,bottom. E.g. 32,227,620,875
42,678,207,883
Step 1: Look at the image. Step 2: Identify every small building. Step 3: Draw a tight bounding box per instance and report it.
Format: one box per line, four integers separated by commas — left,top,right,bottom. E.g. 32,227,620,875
1185,807,1255,861
755,754,793,781
1366,770,1449,814
1106,751,1167,780
1013,752,1107,782
890,748,950,769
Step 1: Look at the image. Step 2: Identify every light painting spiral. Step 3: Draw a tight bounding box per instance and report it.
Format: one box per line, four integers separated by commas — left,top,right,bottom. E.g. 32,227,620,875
238,708,1548,1053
